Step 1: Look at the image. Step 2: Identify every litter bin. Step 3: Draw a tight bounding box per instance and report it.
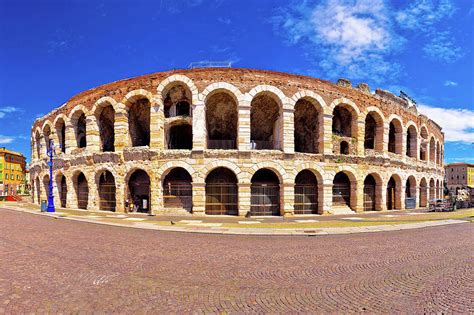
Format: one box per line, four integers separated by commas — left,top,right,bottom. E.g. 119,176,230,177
41,200,47,212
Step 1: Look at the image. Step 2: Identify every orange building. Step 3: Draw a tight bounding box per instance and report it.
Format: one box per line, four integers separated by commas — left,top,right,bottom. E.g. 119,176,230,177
0,147,27,196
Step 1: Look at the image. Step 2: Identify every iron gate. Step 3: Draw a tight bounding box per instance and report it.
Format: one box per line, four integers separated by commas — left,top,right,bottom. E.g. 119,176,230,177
250,184,280,216
363,185,376,211
77,182,88,209
163,182,192,210
294,184,318,214
333,183,350,206
99,183,116,211
60,179,67,208
205,183,238,215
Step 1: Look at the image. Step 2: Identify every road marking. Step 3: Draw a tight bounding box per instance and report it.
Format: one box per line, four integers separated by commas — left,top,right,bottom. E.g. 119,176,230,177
295,219,319,223
238,221,261,224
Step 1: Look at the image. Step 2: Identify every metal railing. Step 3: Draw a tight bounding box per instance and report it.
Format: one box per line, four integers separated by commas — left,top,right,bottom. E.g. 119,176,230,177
99,183,116,212
332,184,350,206
363,185,376,211
205,183,238,215
250,184,280,216
250,140,278,150
163,183,192,209
207,139,236,150
294,184,318,214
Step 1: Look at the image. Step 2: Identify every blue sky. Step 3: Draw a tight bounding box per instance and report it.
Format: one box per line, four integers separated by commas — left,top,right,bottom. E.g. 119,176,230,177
0,0,473,164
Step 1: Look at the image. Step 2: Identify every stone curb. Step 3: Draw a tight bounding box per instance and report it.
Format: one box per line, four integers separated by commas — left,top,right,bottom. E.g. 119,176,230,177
2,206,468,237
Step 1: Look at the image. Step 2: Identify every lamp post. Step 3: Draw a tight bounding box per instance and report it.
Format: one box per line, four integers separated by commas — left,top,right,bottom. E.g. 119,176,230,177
44,140,59,212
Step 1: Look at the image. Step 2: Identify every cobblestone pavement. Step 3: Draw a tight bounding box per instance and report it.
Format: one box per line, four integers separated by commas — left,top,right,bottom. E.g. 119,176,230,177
0,208,473,313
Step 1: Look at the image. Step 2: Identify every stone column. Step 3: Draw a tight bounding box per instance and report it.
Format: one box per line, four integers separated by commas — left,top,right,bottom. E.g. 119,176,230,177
115,175,125,213
238,183,251,216
382,122,389,158
322,114,333,155
192,102,206,150
87,174,99,211
282,183,294,216
378,182,387,211
64,122,76,154
86,116,100,153
398,183,406,211
282,104,294,153
150,175,160,215
192,182,206,216
354,181,364,212
415,183,420,209
322,182,333,214
238,96,251,151
67,176,77,209
114,103,128,152
150,98,164,150
357,120,365,156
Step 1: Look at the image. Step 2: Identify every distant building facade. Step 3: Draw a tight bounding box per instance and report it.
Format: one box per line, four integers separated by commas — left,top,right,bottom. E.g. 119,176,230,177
0,147,27,196
445,162,474,193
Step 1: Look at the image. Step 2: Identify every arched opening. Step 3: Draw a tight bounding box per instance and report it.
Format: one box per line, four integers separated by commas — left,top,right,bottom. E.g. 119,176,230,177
429,178,435,200
405,176,417,209
75,172,88,209
55,119,66,153
72,112,87,148
98,171,116,211
127,170,150,213
333,172,352,208
429,137,435,163
35,131,41,158
340,141,349,155
98,105,115,152
386,176,401,210
420,127,428,161
406,125,417,158
58,175,67,208
128,98,150,147
250,93,281,150
364,113,376,150
436,180,440,199
388,119,402,154
42,175,50,201
251,169,280,216
206,92,238,150
35,177,40,204
419,178,427,208
436,142,441,165
205,167,238,215
294,98,320,153
164,84,192,118
294,170,318,214
168,124,192,149
43,125,51,149
163,167,192,212
363,175,376,211
332,105,353,137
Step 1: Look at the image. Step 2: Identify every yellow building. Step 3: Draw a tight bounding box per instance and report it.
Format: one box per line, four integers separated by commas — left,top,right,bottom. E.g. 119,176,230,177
0,147,27,196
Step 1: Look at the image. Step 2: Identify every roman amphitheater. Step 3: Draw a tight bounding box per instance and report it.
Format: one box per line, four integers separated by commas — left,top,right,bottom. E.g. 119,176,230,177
29,68,445,216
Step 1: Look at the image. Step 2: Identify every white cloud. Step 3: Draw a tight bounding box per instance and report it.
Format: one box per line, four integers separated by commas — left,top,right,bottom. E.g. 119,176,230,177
273,0,404,83
0,106,19,119
444,80,458,87
418,104,474,143
423,31,463,63
396,0,455,30
0,135,15,144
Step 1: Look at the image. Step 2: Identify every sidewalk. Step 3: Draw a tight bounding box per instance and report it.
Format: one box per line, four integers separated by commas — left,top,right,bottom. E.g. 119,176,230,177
1,202,472,236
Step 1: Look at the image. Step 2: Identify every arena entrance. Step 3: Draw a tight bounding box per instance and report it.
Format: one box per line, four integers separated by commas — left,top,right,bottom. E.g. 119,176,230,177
42,175,50,201
59,175,67,208
363,175,376,211
250,169,280,216
333,172,351,207
386,176,400,210
205,168,238,215
127,170,150,213
75,172,88,209
405,176,417,209
294,170,318,214
163,168,192,212
98,171,116,212
419,178,428,207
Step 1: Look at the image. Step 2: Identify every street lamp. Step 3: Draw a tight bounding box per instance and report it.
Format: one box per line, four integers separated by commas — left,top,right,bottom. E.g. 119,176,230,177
41,139,60,212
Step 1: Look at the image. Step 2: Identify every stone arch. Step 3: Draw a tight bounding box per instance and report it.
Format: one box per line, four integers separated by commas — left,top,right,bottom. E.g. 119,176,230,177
405,175,417,209
42,173,50,202
436,141,441,165
123,90,152,147
249,87,285,150
331,99,359,154
157,74,199,107
405,122,418,158
42,121,52,153
429,136,436,163
294,169,320,214
250,161,286,184
250,168,281,216
35,176,41,205
125,168,151,213
420,126,429,161
53,114,68,153
293,95,324,154
204,85,240,150
332,169,357,211
290,90,327,110
71,170,89,209
363,107,385,152
363,172,383,211
202,160,246,184
386,174,402,210
157,161,197,184
69,105,88,149
96,169,117,212
436,179,441,199
92,99,116,152
54,171,68,208
429,178,435,200
33,128,42,159
205,167,239,215
387,115,403,154
162,167,193,212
